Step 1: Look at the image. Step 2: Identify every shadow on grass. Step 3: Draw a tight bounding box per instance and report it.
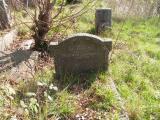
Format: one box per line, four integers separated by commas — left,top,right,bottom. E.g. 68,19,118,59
86,27,96,34
53,71,100,94
86,26,113,37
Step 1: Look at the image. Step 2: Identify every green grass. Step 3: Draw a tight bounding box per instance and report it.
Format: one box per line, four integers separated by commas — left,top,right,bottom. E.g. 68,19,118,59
108,17,160,120
49,91,77,119
1,1,160,119
1,16,160,120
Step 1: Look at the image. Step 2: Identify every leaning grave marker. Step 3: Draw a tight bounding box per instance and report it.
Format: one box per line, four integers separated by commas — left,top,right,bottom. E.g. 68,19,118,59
49,33,112,78
95,8,112,34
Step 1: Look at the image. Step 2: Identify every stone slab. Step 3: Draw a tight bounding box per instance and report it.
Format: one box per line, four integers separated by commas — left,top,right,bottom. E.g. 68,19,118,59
109,80,129,120
0,39,38,82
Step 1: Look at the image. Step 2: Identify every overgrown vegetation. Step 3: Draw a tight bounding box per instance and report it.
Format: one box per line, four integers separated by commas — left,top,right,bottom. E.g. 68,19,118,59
0,0,160,120
109,17,160,120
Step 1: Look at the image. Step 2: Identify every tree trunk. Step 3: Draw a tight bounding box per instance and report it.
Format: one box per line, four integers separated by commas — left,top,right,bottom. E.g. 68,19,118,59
32,0,52,51
0,0,11,30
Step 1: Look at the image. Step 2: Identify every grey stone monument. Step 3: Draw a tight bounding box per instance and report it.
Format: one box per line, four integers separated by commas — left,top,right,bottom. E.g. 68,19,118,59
0,0,11,30
95,8,112,34
49,33,112,78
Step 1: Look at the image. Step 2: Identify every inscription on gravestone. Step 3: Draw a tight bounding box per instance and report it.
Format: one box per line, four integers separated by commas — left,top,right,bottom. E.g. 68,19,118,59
95,8,112,34
49,33,112,78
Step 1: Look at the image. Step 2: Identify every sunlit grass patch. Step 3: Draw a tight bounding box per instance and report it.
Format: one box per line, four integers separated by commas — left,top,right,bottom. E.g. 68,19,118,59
89,85,119,111
107,17,160,119
49,91,77,119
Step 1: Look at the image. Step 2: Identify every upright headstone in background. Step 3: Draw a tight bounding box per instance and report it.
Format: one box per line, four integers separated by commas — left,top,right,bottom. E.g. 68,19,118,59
0,0,11,30
95,8,112,34
49,33,112,78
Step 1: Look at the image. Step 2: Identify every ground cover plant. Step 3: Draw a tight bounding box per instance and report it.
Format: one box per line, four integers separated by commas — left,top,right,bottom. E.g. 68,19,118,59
0,0,160,120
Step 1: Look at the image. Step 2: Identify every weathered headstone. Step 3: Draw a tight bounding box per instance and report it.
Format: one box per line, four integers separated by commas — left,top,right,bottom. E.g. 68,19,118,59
95,8,112,34
0,0,11,30
49,33,112,78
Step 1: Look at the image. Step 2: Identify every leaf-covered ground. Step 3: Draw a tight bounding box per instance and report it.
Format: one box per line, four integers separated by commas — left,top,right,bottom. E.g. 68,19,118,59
0,1,160,120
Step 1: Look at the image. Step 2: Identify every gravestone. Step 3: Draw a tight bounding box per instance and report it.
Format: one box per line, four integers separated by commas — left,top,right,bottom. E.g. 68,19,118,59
0,0,11,30
95,8,112,34
49,33,112,78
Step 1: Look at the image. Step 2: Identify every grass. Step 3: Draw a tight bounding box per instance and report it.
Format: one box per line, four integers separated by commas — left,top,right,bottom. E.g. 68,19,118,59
1,1,160,120
108,17,160,120
76,11,160,120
